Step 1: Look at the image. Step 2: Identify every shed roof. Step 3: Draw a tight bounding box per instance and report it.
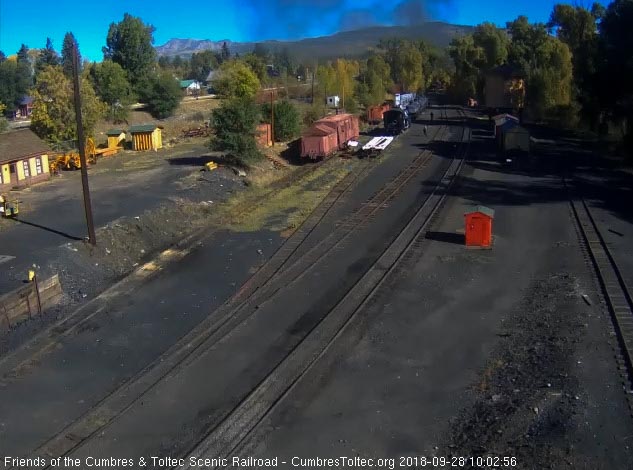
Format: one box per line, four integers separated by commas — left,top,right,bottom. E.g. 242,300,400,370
0,129,51,164
179,79,196,88
129,124,162,133
106,128,125,136
465,205,495,218
19,95,34,106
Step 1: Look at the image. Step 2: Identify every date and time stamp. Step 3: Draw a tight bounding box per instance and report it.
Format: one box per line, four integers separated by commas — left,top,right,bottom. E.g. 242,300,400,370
4,455,518,469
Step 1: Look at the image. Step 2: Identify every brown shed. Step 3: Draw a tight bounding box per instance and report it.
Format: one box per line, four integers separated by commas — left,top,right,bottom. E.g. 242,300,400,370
301,124,338,160
256,123,272,147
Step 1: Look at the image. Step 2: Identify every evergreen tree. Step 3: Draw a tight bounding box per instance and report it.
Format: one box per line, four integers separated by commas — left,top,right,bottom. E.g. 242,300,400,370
61,32,80,78
36,38,59,75
221,42,231,62
15,44,33,101
103,13,156,89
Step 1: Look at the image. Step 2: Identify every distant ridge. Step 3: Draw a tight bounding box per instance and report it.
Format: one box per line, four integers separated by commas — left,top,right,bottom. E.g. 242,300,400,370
155,22,473,60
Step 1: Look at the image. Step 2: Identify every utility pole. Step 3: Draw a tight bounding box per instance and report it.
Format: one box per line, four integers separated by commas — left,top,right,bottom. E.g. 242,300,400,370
270,90,274,148
72,41,96,245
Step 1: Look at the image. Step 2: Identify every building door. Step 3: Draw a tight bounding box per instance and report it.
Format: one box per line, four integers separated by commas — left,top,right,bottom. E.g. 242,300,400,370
9,163,17,185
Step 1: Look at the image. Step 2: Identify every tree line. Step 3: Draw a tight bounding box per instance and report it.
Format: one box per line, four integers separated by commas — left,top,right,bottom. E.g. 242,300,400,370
448,0,633,151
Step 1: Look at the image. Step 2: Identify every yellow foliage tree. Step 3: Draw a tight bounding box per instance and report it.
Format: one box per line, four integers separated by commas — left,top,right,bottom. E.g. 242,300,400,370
30,65,106,143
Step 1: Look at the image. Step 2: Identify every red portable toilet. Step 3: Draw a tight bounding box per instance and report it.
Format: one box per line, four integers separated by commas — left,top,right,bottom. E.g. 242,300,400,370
464,206,495,248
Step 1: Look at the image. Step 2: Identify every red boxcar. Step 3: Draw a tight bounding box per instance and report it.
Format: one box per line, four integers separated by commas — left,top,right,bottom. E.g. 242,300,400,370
367,106,384,123
301,124,338,160
315,113,360,150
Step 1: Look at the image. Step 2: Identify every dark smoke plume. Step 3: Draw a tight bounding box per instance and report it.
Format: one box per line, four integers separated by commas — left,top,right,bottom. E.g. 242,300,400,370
241,0,455,40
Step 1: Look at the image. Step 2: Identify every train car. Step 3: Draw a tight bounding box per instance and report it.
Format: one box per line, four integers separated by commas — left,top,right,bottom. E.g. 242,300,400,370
383,108,410,135
301,124,339,160
301,113,360,159
395,93,416,108
314,114,360,150
367,103,393,124
406,101,421,119
417,95,428,111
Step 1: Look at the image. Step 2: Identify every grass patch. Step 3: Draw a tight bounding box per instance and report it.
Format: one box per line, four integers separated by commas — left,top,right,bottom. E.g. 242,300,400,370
215,158,361,232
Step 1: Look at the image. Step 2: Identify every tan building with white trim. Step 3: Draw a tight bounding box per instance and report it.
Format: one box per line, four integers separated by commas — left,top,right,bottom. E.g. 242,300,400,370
0,129,51,191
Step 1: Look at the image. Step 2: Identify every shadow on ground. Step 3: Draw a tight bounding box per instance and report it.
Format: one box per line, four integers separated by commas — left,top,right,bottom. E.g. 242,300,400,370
425,231,465,245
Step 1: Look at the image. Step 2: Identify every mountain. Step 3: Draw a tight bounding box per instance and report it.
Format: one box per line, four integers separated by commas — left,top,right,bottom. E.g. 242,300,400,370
155,22,474,60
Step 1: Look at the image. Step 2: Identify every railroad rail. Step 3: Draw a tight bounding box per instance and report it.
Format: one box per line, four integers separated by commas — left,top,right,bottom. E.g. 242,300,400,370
181,111,469,469
568,186,633,402
8,110,458,468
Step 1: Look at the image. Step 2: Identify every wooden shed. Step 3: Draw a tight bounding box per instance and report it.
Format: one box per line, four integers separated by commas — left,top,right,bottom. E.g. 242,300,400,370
129,125,163,151
106,129,126,149
465,206,495,248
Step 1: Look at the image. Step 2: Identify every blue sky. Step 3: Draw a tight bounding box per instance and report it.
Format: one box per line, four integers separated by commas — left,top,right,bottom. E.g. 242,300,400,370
0,0,610,61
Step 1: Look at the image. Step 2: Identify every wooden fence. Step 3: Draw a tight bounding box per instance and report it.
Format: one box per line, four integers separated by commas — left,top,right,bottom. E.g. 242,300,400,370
0,275,62,333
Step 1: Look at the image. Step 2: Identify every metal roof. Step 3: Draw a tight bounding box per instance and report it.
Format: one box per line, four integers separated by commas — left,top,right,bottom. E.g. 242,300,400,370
105,129,125,136
129,124,161,133
465,205,495,218
0,129,51,164
179,80,196,88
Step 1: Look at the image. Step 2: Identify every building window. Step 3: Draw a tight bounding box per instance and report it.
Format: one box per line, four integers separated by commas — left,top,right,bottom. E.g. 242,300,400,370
35,157,43,175
23,160,30,177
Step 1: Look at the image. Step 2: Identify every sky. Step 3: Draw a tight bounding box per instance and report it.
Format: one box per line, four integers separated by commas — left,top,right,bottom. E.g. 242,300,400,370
0,0,610,61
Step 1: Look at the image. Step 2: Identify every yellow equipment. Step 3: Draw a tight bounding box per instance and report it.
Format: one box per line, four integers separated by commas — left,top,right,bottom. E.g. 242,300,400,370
205,161,218,171
49,138,102,174
0,194,19,218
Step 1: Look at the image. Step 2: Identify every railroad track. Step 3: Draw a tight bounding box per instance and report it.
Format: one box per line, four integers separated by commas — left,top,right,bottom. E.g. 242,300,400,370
180,117,470,469
13,116,454,467
567,183,633,406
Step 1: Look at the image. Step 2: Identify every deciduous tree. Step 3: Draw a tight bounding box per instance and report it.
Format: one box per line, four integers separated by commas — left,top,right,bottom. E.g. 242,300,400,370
212,60,260,99
30,65,106,142
90,60,133,122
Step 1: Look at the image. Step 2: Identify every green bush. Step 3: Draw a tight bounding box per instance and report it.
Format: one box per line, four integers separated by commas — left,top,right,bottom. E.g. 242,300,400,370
210,97,262,163
261,100,301,142
140,72,181,119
